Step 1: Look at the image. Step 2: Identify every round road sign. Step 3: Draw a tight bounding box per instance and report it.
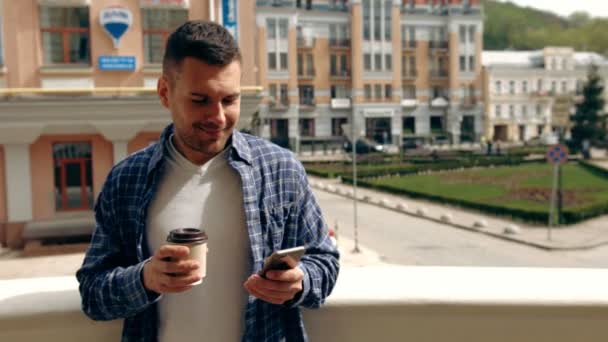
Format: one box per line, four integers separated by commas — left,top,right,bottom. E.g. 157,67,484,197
546,144,569,165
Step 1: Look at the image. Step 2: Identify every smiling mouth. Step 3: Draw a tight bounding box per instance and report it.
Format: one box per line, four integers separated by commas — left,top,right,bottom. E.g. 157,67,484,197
195,126,223,138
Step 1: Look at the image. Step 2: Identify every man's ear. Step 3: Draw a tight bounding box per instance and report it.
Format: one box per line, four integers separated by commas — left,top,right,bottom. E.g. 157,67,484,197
157,75,170,109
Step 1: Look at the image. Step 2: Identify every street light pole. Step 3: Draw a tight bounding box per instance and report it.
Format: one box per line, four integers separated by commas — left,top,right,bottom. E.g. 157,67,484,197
352,112,360,254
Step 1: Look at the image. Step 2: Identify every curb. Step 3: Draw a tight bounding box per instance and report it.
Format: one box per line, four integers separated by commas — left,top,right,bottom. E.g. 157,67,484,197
311,181,608,251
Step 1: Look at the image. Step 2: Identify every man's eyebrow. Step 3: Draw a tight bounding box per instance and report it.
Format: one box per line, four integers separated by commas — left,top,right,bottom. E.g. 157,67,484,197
190,92,241,98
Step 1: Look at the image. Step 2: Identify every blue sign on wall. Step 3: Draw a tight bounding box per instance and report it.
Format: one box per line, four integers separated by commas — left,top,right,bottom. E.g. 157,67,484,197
98,56,136,71
223,0,238,41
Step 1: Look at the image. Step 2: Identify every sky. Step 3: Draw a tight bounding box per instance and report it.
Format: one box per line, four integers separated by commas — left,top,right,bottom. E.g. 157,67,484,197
500,0,608,18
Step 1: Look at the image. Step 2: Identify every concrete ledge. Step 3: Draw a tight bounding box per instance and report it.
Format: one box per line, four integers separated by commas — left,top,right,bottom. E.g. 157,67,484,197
23,215,95,240
2,267,608,341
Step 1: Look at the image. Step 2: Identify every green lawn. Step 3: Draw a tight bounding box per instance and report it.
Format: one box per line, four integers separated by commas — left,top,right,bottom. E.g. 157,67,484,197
365,163,608,224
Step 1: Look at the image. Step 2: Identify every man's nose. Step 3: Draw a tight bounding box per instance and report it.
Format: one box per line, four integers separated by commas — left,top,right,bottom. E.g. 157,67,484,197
206,101,226,126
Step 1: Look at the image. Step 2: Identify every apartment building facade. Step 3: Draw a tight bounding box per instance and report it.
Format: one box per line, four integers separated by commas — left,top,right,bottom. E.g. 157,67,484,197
0,0,260,236
482,47,608,142
255,0,484,150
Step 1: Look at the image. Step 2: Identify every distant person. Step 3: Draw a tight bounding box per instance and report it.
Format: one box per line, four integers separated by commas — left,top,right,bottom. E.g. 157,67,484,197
76,20,339,341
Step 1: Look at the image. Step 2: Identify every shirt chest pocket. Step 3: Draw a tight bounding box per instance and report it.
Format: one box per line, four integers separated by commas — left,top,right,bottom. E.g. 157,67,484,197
260,204,296,251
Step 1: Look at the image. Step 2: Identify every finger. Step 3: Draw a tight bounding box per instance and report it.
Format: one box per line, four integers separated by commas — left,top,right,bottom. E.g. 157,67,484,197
250,274,296,293
159,284,195,294
156,245,190,260
266,267,304,282
245,282,286,305
161,273,202,288
160,259,200,274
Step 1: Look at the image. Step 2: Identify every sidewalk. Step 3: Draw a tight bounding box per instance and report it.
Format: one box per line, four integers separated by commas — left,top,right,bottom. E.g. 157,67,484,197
309,175,608,251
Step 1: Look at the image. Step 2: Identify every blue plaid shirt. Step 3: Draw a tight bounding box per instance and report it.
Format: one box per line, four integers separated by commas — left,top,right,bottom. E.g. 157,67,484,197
76,124,340,342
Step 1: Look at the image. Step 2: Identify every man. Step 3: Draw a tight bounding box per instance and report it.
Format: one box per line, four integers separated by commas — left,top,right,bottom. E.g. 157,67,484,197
76,20,339,342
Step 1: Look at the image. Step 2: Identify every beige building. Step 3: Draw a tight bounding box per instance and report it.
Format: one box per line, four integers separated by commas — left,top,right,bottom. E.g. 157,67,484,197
0,0,260,247
482,47,608,142
255,0,484,149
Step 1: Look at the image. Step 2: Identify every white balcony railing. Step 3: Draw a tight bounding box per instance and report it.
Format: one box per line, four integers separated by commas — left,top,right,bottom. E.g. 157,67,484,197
2,266,608,342
331,98,351,109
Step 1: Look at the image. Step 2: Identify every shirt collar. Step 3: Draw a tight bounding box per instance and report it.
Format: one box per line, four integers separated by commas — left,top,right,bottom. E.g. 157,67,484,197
147,124,252,176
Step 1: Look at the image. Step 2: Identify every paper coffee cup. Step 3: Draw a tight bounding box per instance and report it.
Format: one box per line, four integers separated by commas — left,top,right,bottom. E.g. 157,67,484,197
166,228,208,285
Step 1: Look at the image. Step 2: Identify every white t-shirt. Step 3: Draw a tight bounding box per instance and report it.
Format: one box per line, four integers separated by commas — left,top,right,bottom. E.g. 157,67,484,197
146,135,250,342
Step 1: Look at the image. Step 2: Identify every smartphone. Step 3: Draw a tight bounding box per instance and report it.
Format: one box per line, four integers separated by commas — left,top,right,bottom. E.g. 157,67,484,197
258,246,306,278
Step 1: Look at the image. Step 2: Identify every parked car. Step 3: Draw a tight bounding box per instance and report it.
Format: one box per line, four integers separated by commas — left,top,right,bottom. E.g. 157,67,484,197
402,137,424,150
433,135,450,146
343,137,384,154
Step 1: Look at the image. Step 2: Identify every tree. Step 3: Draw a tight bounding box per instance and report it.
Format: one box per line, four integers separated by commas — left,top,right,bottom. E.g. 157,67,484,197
568,11,591,28
570,64,605,159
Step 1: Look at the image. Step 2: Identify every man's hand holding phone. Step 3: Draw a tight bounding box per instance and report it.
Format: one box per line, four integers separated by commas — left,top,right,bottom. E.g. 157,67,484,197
243,246,305,305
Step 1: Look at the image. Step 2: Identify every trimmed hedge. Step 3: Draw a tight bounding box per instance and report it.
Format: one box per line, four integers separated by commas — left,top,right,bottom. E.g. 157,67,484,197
340,160,608,225
305,155,529,179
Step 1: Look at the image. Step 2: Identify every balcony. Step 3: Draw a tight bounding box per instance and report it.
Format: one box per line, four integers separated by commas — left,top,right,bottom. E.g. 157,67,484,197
402,40,417,50
329,39,350,48
330,69,351,79
299,98,316,111
430,70,449,79
430,97,449,108
429,41,449,50
331,98,351,109
401,98,419,108
268,99,290,111
2,267,608,342
402,70,418,80
297,37,315,49
298,70,316,80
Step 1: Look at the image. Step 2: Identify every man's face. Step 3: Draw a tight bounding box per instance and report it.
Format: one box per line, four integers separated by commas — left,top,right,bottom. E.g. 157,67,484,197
158,57,241,164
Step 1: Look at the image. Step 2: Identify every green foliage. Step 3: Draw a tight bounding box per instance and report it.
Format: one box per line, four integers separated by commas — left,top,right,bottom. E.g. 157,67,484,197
344,162,608,225
570,64,606,150
483,0,608,54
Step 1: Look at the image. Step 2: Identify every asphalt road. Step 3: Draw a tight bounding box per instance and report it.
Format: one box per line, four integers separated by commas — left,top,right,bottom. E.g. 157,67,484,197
315,189,607,268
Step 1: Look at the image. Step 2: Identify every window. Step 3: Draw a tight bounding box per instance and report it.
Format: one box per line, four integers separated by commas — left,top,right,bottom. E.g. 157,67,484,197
496,81,502,94
384,0,391,41
459,56,466,71
364,54,372,71
403,117,415,134
299,85,315,105
469,56,475,71
269,84,278,103
142,8,187,64
306,53,314,75
495,105,501,117
459,25,466,44
402,56,407,77
385,84,392,99
53,142,93,211
562,81,568,93
468,25,476,43
340,54,348,74
410,57,416,77
279,19,288,39
299,118,315,137
332,118,348,136
331,85,349,98
280,84,288,105
297,54,303,75
374,84,382,99
280,52,288,70
403,85,416,99
267,18,276,39
374,53,382,70
40,6,90,64
537,79,543,92
522,81,528,93
430,116,443,133
329,24,337,45
268,53,277,69
522,105,528,117
385,54,392,71
364,84,372,99
509,105,515,118
330,54,338,75
373,0,381,41
551,81,557,93
536,104,542,116
363,0,371,40
509,81,515,94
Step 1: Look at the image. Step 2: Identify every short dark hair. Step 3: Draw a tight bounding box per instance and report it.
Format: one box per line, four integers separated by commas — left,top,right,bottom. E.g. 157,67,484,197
162,20,241,76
